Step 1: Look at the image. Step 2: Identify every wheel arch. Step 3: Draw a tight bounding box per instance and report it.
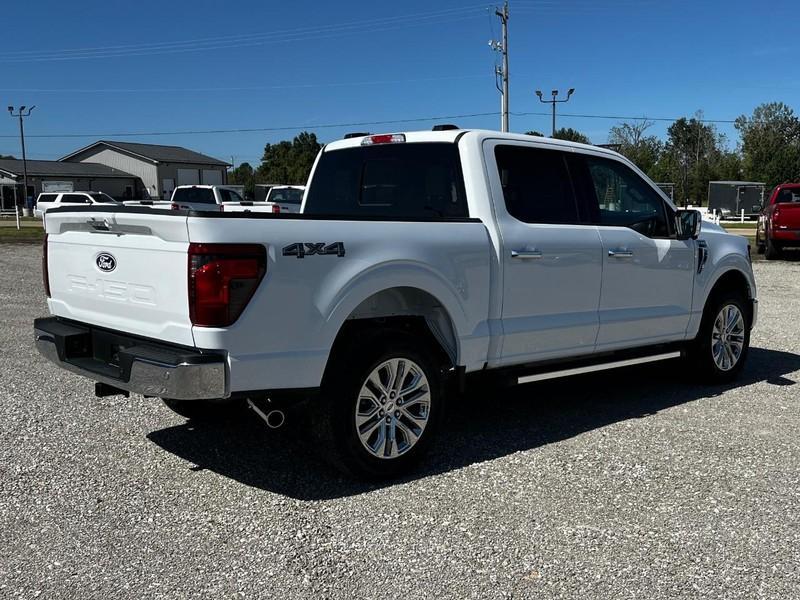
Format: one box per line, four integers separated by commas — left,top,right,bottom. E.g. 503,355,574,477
703,267,756,325
326,286,461,371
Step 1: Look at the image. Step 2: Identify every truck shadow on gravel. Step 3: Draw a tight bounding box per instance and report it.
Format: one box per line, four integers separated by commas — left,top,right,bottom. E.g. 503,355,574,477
147,346,800,500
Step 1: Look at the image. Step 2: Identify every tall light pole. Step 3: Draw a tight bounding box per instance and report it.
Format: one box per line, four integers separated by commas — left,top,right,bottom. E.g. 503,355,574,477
490,1,509,132
8,105,35,228
535,89,574,136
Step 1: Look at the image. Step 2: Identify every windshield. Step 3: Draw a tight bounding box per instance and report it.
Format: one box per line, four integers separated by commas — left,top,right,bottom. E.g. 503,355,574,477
267,188,303,204
172,187,216,204
89,192,120,204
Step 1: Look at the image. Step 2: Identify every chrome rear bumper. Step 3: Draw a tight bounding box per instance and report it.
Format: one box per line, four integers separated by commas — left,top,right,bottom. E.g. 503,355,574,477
34,317,228,400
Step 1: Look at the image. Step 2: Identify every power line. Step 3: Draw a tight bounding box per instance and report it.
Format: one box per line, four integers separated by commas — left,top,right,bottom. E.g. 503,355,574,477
0,110,741,140
0,5,489,63
3,5,488,57
0,74,490,94
0,111,502,139
512,111,738,124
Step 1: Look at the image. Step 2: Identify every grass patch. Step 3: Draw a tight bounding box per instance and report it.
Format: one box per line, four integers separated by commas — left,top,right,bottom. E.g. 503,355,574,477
0,226,45,243
720,221,758,229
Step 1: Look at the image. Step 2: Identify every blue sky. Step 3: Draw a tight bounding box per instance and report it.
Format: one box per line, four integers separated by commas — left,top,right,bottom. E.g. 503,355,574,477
1,0,798,165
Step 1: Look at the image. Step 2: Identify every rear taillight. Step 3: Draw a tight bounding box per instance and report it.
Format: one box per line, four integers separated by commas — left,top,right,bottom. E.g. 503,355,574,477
271,205,281,214
188,243,266,327
171,202,180,210
42,233,51,298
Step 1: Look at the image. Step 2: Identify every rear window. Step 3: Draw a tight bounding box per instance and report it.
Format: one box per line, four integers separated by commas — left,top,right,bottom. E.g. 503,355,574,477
777,188,800,203
172,187,216,205
304,143,468,219
267,188,303,204
218,189,243,203
88,192,119,204
36,194,58,204
60,194,91,204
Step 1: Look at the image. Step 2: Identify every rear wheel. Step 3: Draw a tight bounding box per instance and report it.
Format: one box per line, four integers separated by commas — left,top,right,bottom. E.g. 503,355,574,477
755,230,765,254
313,332,444,479
686,290,750,383
765,235,782,260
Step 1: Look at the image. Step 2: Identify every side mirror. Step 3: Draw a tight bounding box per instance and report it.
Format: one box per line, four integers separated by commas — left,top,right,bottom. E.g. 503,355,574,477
676,209,702,240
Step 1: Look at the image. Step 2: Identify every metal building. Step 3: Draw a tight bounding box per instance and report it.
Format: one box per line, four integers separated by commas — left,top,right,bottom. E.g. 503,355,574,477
60,140,230,200
0,158,139,211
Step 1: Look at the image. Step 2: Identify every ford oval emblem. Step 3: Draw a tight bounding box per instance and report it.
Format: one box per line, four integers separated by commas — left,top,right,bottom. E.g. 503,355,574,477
96,252,117,272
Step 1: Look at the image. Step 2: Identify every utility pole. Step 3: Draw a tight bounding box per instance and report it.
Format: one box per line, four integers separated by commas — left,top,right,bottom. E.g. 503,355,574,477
489,1,509,132
535,89,574,136
7,105,35,230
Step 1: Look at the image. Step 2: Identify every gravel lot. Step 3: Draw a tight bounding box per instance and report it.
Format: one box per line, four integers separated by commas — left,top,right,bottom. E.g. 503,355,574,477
1,243,799,599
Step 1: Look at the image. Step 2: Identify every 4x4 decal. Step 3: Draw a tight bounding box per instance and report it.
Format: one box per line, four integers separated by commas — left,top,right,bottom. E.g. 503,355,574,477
282,242,346,259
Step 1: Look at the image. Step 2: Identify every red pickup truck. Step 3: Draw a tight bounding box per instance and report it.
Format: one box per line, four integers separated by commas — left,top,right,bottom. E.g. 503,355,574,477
756,183,800,259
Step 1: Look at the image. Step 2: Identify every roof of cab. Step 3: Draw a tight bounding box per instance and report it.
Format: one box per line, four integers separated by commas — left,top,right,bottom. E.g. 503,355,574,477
324,128,623,160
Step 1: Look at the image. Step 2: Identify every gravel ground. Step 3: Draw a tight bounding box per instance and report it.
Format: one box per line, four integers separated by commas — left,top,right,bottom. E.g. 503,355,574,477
1,243,799,599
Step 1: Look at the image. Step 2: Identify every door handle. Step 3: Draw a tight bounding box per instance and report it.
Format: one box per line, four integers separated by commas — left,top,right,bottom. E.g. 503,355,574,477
511,250,543,259
608,249,634,258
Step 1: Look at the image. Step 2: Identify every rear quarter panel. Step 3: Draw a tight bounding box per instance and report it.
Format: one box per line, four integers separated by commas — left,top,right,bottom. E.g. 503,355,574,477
187,216,492,392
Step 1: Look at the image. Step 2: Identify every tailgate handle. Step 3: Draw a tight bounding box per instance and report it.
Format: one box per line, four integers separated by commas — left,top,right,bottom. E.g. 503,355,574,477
88,218,113,232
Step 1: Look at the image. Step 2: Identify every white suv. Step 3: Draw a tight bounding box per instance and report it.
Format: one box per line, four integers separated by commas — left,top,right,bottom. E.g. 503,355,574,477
34,191,119,218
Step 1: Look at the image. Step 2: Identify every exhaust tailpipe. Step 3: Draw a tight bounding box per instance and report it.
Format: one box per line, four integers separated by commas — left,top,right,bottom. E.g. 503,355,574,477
265,410,285,429
247,399,286,429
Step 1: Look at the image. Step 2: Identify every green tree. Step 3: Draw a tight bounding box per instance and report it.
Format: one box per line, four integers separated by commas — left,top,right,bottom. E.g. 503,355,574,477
657,113,734,205
228,162,256,198
607,120,663,175
735,102,800,188
552,127,590,144
524,130,545,137
257,131,322,185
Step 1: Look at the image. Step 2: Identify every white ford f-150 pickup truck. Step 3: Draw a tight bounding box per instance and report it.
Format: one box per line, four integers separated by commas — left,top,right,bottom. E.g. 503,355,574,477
34,129,757,478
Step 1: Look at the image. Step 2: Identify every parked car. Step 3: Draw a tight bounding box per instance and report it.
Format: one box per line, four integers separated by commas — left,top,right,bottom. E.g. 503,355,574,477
169,185,244,212
221,185,304,214
34,128,758,479
756,183,800,259
34,191,120,218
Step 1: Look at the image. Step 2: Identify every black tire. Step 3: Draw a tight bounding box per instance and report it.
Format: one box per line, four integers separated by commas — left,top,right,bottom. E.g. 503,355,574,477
161,397,240,420
755,230,765,254
686,290,751,383
765,235,782,260
312,331,445,479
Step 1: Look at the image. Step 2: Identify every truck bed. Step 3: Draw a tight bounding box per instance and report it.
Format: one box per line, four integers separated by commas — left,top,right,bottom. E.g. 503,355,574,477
43,206,492,392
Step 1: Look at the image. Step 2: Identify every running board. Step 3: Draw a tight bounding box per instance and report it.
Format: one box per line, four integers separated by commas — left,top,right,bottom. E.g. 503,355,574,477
517,351,682,385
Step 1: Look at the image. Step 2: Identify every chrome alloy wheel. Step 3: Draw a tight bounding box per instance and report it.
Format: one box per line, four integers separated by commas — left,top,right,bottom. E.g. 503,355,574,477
354,358,431,459
711,304,746,371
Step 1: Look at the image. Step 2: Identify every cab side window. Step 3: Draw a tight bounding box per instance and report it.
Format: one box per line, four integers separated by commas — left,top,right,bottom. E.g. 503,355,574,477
494,145,579,224
583,156,670,237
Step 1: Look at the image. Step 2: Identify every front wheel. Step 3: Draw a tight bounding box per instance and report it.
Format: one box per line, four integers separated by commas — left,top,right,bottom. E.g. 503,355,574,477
313,333,444,479
686,291,751,383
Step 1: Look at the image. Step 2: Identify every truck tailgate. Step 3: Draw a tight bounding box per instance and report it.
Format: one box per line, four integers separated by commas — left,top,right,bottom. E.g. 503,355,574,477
775,202,800,229
44,209,194,346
